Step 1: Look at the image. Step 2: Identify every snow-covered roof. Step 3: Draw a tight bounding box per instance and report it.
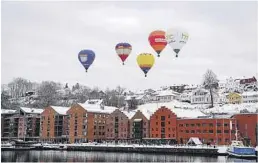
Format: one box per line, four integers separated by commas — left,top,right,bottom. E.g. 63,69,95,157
50,106,70,115
156,90,178,97
1,109,17,114
242,91,258,96
135,95,146,100
184,85,197,89
187,137,202,145
136,101,206,119
78,102,117,114
20,107,43,114
122,110,136,119
134,119,142,122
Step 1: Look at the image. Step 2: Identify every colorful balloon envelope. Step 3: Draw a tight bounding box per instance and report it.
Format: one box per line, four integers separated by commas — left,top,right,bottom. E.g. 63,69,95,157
148,30,167,57
115,43,132,65
78,49,95,72
165,28,189,57
137,53,155,77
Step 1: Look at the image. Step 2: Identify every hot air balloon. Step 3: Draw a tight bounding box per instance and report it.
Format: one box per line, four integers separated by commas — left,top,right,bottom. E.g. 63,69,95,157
165,28,189,57
148,30,167,57
137,53,155,77
115,43,132,65
78,49,95,72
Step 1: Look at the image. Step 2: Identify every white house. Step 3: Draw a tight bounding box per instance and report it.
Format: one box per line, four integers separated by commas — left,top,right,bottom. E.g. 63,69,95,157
155,90,179,102
191,88,219,104
180,90,192,103
241,91,258,103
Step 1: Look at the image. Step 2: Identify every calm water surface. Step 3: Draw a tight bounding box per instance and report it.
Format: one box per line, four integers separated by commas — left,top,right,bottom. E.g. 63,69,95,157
1,151,256,162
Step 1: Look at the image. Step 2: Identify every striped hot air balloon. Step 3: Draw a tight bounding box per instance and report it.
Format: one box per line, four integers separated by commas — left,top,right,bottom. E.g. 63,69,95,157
148,30,167,57
137,53,155,77
115,42,132,65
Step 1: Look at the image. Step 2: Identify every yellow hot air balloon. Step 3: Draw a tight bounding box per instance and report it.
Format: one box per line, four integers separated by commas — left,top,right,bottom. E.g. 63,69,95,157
137,53,155,77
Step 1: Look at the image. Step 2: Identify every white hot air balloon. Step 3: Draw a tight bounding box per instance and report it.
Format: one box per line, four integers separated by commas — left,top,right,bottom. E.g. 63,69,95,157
165,28,189,57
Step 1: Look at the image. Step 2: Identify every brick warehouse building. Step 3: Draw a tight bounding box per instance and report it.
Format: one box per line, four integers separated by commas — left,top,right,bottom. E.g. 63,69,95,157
177,116,237,145
129,110,150,141
149,106,177,144
232,113,258,146
40,106,70,143
67,100,116,143
105,109,134,143
2,107,42,141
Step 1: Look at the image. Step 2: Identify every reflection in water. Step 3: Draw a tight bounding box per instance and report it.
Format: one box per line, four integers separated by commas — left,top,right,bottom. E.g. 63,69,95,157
1,151,257,162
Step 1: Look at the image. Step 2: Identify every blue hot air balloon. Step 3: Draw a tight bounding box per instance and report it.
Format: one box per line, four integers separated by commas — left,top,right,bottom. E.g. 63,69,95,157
78,49,95,72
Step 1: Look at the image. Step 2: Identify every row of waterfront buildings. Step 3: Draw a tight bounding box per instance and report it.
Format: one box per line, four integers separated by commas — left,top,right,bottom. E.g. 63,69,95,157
1,99,258,146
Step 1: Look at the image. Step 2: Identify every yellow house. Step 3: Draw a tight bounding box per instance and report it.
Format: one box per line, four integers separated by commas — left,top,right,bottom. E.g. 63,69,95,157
227,93,242,104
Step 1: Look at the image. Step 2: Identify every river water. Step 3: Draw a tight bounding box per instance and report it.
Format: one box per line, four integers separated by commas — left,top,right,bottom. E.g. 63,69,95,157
1,151,256,162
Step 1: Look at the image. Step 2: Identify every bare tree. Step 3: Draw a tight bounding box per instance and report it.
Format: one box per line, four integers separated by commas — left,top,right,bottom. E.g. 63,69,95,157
37,81,61,107
7,77,33,98
202,69,219,108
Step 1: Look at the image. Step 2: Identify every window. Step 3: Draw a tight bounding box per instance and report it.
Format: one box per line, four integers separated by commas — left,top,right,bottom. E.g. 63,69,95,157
161,128,165,132
179,124,183,127
180,130,183,132
217,130,221,133
152,134,154,137
161,116,165,121
209,130,213,133
224,130,229,133
209,123,213,127
224,123,228,127
231,130,235,134
185,124,189,127
156,128,158,131
217,123,221,127
191,130,195,133
191,124,195,127
152,128,154,131
168,115,170,118
161,122,165,127
168,121,170,124
169,134,171,137
168,128,170,131
186,130,189,133
203,130,207,133
156,134,158,137
202,123,207,127
156,122,158,125
94,126,96,129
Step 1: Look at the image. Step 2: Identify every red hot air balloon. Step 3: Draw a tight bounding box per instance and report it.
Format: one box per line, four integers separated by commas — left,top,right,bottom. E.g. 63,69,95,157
148,30,167,57
115,43,132,65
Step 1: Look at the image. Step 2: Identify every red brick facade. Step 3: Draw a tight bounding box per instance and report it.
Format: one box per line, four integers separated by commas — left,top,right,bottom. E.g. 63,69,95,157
149,106,177,139
232,113,258,146
105,109,130,141
177,118,237,145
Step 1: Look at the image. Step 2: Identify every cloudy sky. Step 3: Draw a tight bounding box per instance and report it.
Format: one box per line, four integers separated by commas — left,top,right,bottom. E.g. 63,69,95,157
1,1,257,91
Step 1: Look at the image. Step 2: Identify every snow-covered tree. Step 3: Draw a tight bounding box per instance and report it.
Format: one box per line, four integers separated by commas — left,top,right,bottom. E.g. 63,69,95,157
37,81,61,107
202,69,219,108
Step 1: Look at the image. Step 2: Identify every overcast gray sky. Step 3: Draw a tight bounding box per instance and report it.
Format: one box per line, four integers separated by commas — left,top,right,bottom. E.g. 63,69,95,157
1,1,257,91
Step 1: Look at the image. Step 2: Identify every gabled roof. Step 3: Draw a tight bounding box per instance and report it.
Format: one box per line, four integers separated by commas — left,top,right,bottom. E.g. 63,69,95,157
20,107,43,114
50,106,70,115
78,99,118,114
135,101,206,119
156,90,179,97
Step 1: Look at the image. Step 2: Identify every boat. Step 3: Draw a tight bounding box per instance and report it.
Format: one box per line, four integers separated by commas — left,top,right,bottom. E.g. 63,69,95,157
227,141,256,159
